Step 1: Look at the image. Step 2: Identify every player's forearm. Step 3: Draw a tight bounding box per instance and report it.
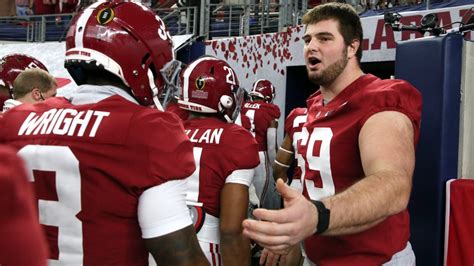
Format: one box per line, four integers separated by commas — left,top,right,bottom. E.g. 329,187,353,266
273,137,294,182
273,152,292,182
322,170,412,235
146,225,208,265
220,233,251,266
273,165,289,182
283,244,303,266
322,217,385,235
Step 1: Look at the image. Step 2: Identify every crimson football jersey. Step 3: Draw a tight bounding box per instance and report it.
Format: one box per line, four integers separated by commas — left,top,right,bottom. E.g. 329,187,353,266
183,117,259,217
284,107,307,186
299,74,422,265
0,94,195,266
166,100,189,121
241,101,280,151
239,112,252,132
0,145,48,266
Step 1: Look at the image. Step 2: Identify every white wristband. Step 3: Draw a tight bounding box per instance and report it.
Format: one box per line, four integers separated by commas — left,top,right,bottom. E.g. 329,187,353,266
274,160,290,168
279,146,294,154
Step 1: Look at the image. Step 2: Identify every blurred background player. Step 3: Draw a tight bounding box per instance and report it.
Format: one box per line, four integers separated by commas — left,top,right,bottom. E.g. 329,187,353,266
273,107,309,190
0,53,50,110
259,106,309,265
2,68,57,112
0,1,207,265
0,145,48,266
0,53,70,111
177,56,259,265
241,79,281,210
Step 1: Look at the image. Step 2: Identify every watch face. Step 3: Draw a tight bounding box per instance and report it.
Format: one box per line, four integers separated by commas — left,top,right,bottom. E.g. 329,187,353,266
188,205,206,233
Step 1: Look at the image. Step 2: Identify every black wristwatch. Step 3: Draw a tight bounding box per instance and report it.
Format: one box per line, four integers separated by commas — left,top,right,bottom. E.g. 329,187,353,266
311,200,330,235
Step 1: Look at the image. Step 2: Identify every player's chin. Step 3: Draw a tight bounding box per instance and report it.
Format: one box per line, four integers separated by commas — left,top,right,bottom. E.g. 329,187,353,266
307,71,322,81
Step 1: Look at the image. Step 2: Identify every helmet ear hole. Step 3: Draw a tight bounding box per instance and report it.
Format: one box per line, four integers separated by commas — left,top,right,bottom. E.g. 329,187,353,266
220,95,233,109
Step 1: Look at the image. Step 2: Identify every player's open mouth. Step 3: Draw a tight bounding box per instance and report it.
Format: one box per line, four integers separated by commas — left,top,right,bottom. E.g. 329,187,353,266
308,57,321,68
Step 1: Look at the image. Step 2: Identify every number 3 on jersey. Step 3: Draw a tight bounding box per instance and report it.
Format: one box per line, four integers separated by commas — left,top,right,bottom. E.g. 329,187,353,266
296,127,335,200
18,145,83,264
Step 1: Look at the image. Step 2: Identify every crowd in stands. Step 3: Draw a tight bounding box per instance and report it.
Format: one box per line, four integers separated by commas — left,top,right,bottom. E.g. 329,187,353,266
0,0,429,18
0,0,78,17
309,0,426,13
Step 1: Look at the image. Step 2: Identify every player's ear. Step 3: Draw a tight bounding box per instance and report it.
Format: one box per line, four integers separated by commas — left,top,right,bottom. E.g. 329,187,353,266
348,39,360,60
31,88,42,101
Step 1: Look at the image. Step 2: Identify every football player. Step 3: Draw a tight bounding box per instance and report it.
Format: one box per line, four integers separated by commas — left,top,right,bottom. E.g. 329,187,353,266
0,2,207,265
2,68,57,112
0,145,48,266
241,79,281,209
260,107,309,265
243,3,421,265
0,53,50,110
273,107,308,191
177,56,260,265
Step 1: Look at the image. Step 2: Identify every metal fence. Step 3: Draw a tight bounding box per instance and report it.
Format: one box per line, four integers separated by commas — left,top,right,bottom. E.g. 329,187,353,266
0,14,72,42
201,1,305,39
154,6,198,36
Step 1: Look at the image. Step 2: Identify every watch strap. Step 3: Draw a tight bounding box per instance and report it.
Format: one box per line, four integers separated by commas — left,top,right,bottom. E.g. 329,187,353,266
312,200,330,234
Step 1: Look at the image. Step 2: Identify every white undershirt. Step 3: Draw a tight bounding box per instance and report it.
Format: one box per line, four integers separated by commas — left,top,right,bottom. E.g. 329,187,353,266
2,98,22,113
138,179,192,238
226,168,255,186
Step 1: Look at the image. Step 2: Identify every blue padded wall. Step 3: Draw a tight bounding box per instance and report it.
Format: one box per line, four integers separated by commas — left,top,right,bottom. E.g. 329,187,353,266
395,34,463,266
177,40,205,64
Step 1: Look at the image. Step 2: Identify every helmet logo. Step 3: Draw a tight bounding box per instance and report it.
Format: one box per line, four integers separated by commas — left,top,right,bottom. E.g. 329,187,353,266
97,8,115,25
192,76,208,99
195,76,206,90
27,62,39,69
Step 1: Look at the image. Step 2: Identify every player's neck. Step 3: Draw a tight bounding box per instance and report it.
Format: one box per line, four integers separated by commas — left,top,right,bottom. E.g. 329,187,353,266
16,95,35,104
188,112,221,121
320,63,363,103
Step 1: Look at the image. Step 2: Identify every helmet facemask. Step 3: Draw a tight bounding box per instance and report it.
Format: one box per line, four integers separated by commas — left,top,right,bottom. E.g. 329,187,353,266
154,59,182,110
219,85,244,123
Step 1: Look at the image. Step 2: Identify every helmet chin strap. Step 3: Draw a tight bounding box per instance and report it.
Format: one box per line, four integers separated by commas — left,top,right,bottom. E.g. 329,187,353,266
148,69,164,111
219,95,234,123
218,106,232,123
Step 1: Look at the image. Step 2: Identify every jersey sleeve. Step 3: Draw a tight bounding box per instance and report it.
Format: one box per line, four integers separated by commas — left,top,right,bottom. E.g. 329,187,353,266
269,104,281,121
284,107,307,137
225,168,255,186
358,79,422,143
284,108,299,134
221,126,260,179
165,101,189,121
131,110,196,184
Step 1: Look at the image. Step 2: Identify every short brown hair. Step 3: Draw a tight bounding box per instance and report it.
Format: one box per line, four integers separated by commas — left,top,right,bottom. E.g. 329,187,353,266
12,68,56,99
302,3,363,63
